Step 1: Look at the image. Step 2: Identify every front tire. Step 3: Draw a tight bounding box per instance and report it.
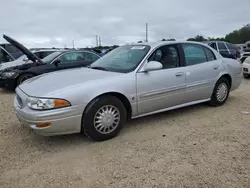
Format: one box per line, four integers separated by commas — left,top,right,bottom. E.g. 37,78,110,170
209,77,230,107
17,73,34,86
83,96,127,141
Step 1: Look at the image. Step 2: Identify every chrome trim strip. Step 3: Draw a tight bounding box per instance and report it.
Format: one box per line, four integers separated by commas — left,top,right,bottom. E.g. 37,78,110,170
139,85,186,99
186,80,214,89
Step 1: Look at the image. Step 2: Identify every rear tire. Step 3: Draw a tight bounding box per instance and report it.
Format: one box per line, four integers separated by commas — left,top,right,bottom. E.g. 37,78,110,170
82,96,127,141
209,77,230,107
17,73,34,86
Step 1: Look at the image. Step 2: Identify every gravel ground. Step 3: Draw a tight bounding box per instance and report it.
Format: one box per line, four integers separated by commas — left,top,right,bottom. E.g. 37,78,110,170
0,80,250,188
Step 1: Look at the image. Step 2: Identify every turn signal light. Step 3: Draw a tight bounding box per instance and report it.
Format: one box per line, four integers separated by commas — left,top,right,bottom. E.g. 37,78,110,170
35,122,51,128
54,99,71,108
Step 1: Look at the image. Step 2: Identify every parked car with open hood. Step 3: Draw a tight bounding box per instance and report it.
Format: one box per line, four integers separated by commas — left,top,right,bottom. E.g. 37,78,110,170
0,35,101,90
0,49,60,71
0,46,15,64
14,40,243,141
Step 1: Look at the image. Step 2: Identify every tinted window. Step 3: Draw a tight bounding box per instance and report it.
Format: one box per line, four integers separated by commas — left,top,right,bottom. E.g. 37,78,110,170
226,42,236,50
59,52,85,64
84,52,100,62
148,45,179,69
0,48,12,63
204,47,216,61
182,44,207,66
42,51,63,63
217,42,227,50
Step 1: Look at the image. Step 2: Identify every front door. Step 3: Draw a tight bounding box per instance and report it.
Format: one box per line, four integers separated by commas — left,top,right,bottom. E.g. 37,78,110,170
136,44,186,115
181,43,221,102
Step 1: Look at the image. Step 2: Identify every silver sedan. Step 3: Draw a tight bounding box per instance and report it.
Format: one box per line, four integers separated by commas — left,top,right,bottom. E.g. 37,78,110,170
14,41,243,141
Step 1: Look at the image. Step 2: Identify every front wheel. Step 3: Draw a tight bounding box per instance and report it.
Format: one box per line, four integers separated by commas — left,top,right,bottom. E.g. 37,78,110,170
17,73,34,86
82,96,127,141
209,77,230,107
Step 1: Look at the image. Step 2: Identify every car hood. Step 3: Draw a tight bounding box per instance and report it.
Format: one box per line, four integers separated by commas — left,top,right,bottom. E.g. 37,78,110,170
0,59,30,71
3,34,43,64
18,68,123,97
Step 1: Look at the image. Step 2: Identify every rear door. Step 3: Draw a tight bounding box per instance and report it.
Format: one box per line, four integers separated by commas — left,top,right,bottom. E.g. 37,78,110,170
181,43,221,102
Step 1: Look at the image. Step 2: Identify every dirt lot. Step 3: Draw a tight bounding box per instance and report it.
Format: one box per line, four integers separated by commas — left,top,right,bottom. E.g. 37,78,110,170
0,80,250,188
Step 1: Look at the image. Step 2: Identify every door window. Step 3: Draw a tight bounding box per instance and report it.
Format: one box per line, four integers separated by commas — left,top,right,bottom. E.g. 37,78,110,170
0,48,12,62
84,52,100,62
182,44,207,66
58,52,85,64
148,45,179,69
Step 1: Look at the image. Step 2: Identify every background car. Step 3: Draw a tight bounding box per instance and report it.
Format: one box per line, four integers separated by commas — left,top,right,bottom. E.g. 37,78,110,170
0,49,60,71
239,51,250,63
0,46,15,64
242,56,250,78
207,41,240,59
14,41,242,141
0,35,101,90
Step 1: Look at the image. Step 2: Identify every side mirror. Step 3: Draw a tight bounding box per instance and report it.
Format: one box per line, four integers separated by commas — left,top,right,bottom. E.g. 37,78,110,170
142,61,163,72
54,59,61,66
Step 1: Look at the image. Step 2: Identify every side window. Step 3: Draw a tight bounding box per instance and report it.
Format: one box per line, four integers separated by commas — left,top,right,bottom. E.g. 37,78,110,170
182,44,207,66
148,45,179,69
0,48,12,62
84,52,100,62
217,42,227,51
204,47,216,61
59,52,85,64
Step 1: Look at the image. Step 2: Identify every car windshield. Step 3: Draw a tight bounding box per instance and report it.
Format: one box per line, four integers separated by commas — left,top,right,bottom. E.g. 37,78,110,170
90,45,151,73
42,51,63,63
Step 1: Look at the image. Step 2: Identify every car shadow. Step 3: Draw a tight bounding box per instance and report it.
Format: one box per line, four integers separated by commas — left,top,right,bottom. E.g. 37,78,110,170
0,88,15,94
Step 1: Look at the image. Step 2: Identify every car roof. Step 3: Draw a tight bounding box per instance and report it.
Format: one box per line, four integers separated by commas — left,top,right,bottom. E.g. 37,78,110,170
126,40,211,49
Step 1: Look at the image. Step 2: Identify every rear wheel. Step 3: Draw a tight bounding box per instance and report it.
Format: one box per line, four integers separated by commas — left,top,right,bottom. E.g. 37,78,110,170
209,77,230,107
17,73,34,86
82,96,127,141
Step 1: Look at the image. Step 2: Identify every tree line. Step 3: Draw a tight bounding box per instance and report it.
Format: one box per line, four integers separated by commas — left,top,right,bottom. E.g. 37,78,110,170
187,24,250,44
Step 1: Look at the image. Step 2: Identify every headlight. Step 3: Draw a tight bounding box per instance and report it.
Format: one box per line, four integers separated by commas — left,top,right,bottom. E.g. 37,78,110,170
27,97,71,110
2,72,17,77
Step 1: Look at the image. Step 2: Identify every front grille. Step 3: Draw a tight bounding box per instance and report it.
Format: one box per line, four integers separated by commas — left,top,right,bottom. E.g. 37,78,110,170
243,68,248,72
16,94,23,108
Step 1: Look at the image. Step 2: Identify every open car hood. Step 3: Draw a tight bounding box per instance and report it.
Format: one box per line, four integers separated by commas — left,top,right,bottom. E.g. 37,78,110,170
3,34,43,64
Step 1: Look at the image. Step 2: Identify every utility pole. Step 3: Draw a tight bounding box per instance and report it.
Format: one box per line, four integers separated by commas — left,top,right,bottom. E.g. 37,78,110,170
99,37,101,47
146,23,148,42
72,40,75,48
96,35,99,47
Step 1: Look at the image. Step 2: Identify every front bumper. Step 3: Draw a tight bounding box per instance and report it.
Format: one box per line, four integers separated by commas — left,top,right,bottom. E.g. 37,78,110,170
0,77,16,89
14,88,85,136
242,62,250,75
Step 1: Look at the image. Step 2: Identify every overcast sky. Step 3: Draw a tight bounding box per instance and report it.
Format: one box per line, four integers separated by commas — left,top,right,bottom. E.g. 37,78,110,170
0,0,249,48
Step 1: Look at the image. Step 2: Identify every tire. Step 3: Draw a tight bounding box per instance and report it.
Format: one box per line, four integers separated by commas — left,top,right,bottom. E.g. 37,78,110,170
82,96,127,141
243,74,249,79
209,77,230,107
17,73,34,86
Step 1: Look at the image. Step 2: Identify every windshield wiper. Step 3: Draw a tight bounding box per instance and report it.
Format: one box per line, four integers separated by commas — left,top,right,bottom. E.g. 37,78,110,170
89,66,108,71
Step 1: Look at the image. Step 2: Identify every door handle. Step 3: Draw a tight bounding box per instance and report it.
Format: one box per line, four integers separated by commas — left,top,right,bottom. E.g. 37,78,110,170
213,65,219,70
175,72,183,77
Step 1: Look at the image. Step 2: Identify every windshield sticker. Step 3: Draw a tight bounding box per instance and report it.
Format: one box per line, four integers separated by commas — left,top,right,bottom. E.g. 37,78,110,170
131,46,146,50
